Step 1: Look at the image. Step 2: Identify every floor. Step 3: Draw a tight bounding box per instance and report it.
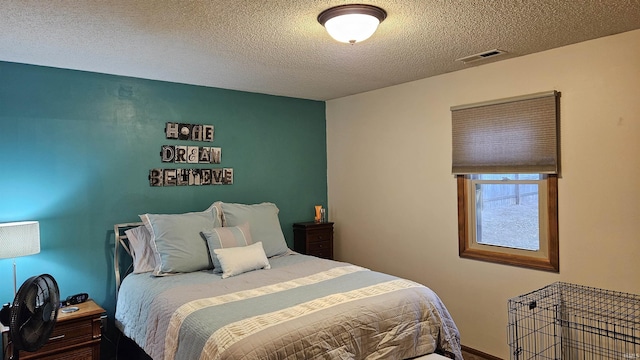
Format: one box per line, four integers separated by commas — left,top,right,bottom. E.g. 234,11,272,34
462,348,498,360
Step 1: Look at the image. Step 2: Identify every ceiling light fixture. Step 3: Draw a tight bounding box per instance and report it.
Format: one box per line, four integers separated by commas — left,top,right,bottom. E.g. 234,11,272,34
318,4,387,44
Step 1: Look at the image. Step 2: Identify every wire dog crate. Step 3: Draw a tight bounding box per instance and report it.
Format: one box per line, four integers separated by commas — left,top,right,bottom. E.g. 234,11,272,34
508,282,640,359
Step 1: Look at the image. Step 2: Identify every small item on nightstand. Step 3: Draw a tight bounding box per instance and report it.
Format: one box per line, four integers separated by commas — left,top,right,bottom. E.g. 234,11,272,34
65,292,89,306
320,208,326,223
314,205,322,223
61,306,79,313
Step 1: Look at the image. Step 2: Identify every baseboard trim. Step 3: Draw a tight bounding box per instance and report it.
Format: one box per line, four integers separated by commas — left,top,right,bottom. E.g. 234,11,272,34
461,345,503,360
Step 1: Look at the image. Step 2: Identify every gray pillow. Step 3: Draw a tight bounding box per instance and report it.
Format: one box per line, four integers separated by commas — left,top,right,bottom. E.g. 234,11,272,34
124,225,156,274
220,202,289,258
140,207,221,275
200,222,253,273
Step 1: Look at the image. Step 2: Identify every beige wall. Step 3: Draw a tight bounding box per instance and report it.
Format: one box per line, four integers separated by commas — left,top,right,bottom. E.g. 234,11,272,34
326,29,640,358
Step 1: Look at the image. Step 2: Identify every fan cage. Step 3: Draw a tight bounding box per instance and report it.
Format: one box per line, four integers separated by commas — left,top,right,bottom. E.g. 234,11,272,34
508,282,640,359
10,274,60,354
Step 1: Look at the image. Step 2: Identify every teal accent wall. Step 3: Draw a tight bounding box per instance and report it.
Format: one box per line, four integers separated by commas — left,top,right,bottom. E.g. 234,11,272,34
0,61,326,325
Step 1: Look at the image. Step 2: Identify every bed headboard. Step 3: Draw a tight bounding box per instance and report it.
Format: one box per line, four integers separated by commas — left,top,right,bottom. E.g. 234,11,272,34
114,222,143,300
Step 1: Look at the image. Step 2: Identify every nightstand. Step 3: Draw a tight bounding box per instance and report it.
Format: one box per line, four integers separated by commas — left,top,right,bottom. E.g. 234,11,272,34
293,222,334,260
2,299,105,360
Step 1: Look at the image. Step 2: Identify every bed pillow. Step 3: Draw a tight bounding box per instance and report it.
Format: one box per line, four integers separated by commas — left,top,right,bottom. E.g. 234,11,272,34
220,202,289,258
213,241,270,279
124,225,156,274
140,208,221,275
205,201,225,226
140,206,223,233
200,223,253,273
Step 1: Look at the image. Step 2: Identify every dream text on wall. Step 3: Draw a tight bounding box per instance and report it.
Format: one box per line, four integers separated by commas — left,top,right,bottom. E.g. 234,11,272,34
149,122,233,186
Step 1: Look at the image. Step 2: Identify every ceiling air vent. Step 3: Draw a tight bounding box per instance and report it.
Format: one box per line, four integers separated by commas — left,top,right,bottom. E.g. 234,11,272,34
456,49,507,64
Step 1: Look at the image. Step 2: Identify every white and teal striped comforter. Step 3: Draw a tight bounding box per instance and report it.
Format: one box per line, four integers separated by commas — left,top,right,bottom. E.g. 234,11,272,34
115,253,462,360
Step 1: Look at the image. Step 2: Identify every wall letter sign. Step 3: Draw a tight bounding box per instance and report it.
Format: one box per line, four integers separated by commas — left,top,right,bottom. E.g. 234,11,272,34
160,146,221,164
165,122,214,142
149,168,233,187
152,122,229,187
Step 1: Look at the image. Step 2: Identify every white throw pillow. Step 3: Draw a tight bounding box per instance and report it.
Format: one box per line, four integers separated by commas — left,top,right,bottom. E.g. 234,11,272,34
213,242,270,279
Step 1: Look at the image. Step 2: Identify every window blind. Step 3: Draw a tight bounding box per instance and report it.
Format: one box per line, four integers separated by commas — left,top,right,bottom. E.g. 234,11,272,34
451,91,559,174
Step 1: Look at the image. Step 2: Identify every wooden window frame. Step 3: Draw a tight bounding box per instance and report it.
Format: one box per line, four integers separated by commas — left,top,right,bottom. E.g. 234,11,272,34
457,174,559,272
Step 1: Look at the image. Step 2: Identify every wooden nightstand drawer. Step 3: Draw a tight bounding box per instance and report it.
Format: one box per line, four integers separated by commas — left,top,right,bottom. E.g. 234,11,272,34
308,248,333,259
308,240,331,252
31,345,92,360
31,318,95,356
293,222,334,260
6,300,105,360
306,230,332,243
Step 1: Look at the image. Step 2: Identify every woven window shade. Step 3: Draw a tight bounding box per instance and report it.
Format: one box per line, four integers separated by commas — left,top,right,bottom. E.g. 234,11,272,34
451,91,559,174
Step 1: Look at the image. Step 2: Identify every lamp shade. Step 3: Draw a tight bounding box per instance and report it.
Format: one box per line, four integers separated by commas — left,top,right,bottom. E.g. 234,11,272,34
318,4,387,44
0,221,40,259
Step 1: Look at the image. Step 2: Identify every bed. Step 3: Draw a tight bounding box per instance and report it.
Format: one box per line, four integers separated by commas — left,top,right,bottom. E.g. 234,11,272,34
113,202,462,360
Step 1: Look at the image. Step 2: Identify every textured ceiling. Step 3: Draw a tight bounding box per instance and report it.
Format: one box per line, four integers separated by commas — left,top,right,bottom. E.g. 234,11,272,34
1,1,640,101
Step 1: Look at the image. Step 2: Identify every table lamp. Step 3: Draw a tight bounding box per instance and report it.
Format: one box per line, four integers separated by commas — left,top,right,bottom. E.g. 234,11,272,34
0,221,41,296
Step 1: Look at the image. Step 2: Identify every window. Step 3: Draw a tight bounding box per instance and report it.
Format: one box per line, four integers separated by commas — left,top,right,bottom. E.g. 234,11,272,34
452,92,560,272
457,174,558,271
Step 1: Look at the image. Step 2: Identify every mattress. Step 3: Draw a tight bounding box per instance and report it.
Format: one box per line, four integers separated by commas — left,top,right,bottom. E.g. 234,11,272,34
115,253,462,360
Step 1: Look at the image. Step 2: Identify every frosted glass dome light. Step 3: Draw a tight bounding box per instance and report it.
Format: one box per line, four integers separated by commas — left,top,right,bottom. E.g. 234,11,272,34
318,4,387,44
